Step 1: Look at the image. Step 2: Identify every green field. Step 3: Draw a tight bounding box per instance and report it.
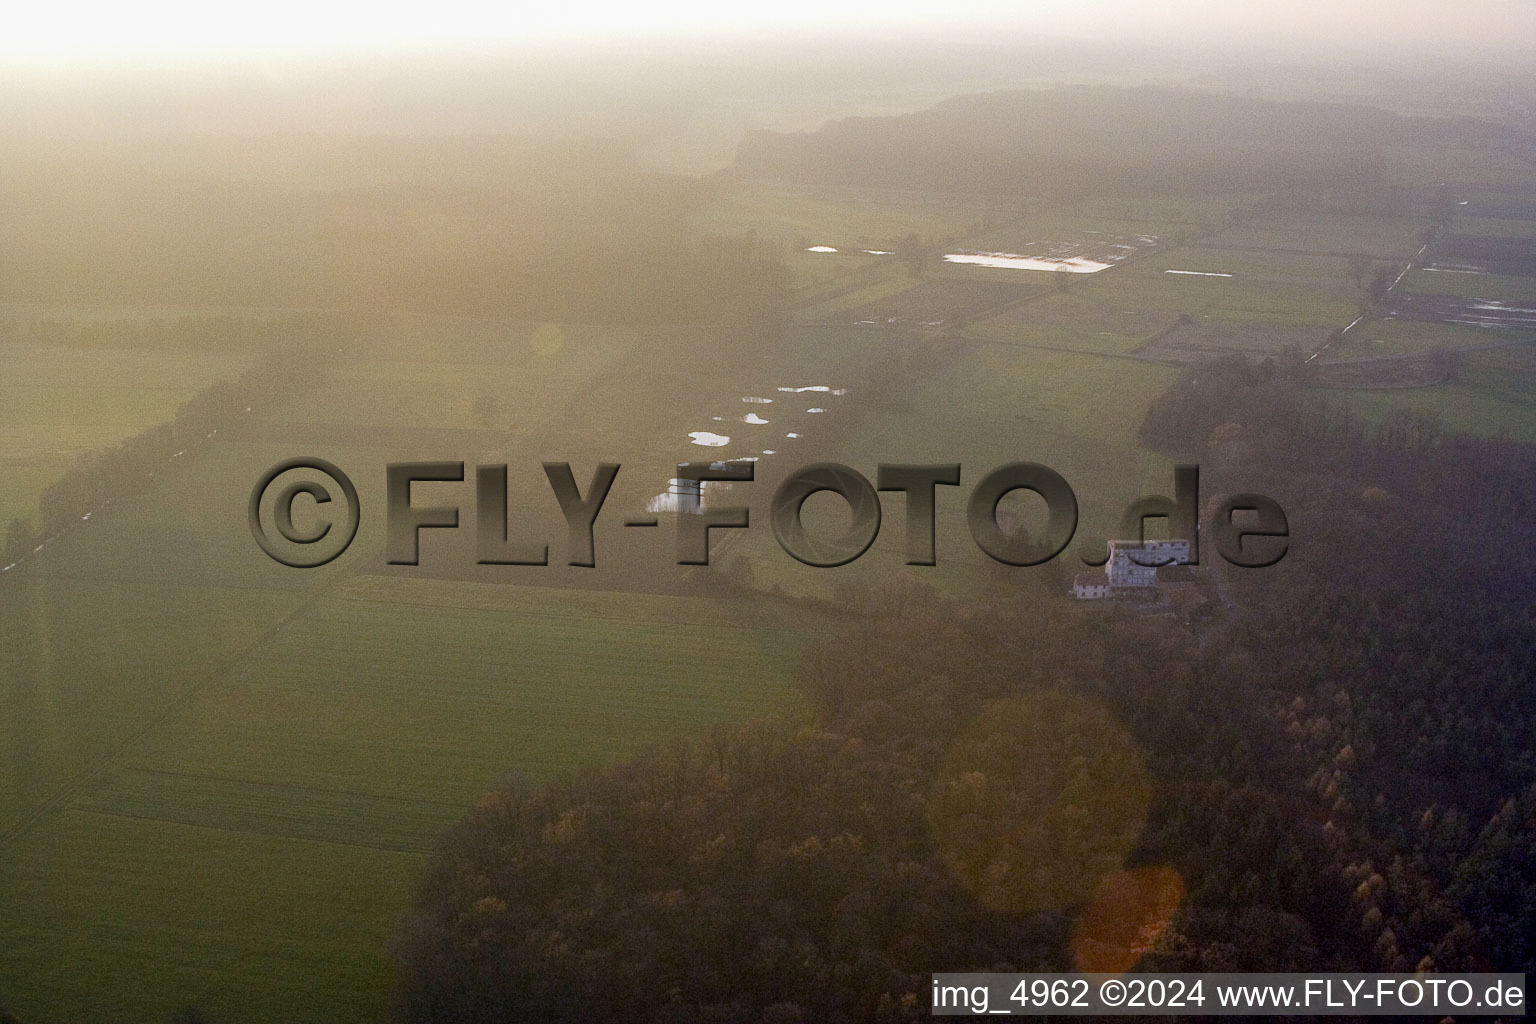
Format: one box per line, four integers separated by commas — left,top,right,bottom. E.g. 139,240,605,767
971,293,1179,355
0,342,251,529
1076,247,1372,326
1449,215,1536,239
1400,269,1536,302
0,810,422,1024
1458,344,1536,398
904,345,1177,446
793,270,919,320
1318,317,1501,362
720,339,1178,600
128,578,812,801
1314,383,1536,444
1202,209,1430,258
0,316,832,1024
279,322,641,432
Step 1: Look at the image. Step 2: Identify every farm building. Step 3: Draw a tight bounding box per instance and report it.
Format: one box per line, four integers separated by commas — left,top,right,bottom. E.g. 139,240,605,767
1072,572,1110,599
1107,539,1190,586
1073,539,1192,599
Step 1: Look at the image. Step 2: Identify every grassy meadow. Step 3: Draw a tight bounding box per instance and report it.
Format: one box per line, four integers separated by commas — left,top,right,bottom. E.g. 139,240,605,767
0,342,252,529
0,315,827,1023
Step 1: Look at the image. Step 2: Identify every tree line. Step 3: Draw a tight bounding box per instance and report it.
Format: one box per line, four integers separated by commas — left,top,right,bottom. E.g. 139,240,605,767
1,315,351,569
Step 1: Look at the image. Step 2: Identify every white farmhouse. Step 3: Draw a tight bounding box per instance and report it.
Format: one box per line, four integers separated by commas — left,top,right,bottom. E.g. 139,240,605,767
1074,539,1191,599
1072,572,1110,600
1106,539,1190,587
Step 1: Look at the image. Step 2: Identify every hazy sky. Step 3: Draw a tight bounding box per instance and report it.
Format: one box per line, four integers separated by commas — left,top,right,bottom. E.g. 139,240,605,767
4,0,1534,65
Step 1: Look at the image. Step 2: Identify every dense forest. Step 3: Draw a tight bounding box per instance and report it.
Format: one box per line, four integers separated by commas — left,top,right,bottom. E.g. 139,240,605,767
387,355,1536,1023
733,87,1503,196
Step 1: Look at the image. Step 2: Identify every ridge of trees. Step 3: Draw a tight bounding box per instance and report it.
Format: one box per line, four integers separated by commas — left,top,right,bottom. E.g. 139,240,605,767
1,315,349,569
732,87,1497,197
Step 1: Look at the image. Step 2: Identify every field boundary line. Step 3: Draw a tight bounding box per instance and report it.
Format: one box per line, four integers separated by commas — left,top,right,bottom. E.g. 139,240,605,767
106,766,475,811
0,557,364,851
72,807,439,857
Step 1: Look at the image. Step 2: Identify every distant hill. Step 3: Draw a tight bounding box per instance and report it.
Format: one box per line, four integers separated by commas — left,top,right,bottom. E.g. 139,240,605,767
732,86,1498,195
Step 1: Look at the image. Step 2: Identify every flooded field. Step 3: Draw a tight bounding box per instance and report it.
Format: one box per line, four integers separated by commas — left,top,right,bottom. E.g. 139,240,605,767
1427,233,1536,277
944,252,1112,273
681,378,856,469
941,231,1157,275
1382,291,1536,331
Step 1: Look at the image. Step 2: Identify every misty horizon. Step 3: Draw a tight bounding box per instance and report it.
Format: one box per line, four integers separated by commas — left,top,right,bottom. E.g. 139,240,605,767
3,0,1536,69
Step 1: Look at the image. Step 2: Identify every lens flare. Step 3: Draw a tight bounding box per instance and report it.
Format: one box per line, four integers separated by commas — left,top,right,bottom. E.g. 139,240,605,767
926,691,1152,915
1071,865,1186,973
